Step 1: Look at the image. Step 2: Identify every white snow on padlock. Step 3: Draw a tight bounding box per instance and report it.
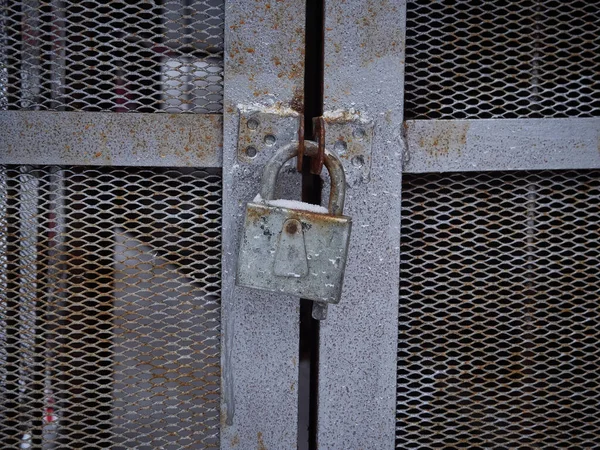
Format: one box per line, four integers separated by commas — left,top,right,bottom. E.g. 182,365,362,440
253,194,329,214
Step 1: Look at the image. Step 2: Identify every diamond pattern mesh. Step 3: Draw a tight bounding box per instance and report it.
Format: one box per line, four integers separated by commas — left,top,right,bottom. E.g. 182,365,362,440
404,0,600,119
398,170,600,448
0,165,221,449
0,0,224,113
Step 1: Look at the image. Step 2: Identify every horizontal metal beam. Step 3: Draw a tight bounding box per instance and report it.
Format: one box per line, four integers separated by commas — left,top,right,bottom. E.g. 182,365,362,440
404,118,600,173
0,111,223,167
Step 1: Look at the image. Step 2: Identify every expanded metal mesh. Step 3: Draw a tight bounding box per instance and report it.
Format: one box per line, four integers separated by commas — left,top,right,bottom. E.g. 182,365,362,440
404,0,600,119
0,0,224,113
0,165,221,449
397,170,600,448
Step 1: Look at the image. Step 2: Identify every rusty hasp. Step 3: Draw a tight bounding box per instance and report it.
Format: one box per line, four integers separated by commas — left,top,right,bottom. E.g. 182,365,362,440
310,116,326,175
236,141,352,320
236,106,370,183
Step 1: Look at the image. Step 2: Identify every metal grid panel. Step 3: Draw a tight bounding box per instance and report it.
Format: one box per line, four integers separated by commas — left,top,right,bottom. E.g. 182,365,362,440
0,165,221,449
1,0,224,113
398,170,600,448
404,0,600,119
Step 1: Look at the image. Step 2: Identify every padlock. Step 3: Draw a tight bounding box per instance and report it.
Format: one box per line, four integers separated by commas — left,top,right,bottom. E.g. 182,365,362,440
236,141,352,310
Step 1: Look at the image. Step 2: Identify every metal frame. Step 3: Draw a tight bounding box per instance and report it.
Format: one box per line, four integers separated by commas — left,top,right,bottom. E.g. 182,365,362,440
3,2,600,448
316,1,406,448
220,1,307,448
0,111,223,167
404,118,600,173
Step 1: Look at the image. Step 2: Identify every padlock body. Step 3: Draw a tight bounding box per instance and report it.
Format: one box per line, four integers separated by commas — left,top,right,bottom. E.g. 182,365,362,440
237,202,352,304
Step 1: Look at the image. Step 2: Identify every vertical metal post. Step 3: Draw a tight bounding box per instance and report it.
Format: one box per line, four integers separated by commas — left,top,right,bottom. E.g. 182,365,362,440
317,1,406,448
221,1,307,448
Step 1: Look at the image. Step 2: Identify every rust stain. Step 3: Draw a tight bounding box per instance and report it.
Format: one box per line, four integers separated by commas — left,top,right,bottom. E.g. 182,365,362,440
94,152,102,158
221,405,228,428
231,434,240,447
227,0,305,102
285,220,299,234
327,0,404,67
409,121,470,158
257,432,267,450
246,204,272,223
290,86,304,114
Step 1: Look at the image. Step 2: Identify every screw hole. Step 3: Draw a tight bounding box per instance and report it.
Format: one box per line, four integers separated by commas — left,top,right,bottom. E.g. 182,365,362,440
351,155,365,167
247,118,259,130
353,128,366,139
246,146,257,158
264,134,276,146
334,140,347,154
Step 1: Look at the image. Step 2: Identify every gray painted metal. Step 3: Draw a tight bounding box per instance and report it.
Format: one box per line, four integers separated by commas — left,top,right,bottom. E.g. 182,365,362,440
321,110,374,186
404,118,600,173
220,1,306,448
237,142,351,305
236,105,302,164
317,0,406,448
0,111,223,167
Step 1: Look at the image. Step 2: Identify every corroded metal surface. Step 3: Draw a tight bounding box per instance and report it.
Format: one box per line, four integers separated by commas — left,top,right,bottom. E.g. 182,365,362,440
404,1,600,119
1,0,224,113
398,170,600,448
221,1,306,448
236,105,302,165
0,111,223,167
404,118,600,173
237,142,351,305
322,109,374,186
317,0,406,448
237,202,351,304
0,165,221,449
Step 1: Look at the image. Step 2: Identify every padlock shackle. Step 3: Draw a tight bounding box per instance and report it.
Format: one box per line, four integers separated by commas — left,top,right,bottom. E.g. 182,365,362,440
259,140,346,215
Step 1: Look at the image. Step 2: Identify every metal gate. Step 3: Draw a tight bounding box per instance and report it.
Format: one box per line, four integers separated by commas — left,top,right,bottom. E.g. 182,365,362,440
1,1,224,448
1,1,600,449
399,0,600,448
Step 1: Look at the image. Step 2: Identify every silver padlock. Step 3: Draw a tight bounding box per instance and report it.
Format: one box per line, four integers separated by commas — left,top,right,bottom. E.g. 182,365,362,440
236,141,352,318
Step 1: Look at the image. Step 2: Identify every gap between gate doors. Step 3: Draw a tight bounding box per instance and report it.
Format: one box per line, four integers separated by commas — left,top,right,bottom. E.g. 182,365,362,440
298,0,324,449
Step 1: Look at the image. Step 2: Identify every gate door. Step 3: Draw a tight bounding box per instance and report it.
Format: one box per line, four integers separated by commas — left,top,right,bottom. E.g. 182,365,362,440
1,0,312,448
3,1,600,450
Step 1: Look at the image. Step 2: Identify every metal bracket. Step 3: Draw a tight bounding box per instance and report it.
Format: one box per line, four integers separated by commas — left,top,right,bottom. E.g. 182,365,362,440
322,109,374,186
237,105,302,165
237,106,374,187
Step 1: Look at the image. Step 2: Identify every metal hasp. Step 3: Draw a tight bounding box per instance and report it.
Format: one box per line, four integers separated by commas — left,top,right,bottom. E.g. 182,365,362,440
236,141,352,318
237,105,374,183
